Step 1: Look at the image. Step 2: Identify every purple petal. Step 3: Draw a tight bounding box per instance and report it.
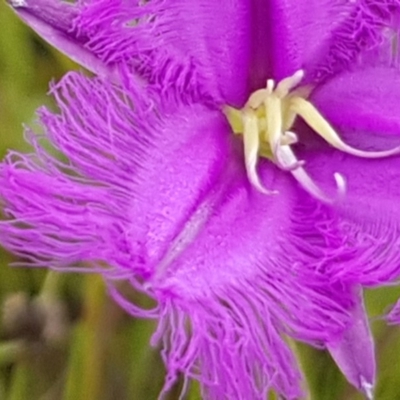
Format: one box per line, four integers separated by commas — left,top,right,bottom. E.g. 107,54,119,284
266,0,400,83
133,160,360,398
327,289,375,398
295,144,400,286
73,0,253,106
140,167,358,399
0,69,231,277
9,0,254,105
291,67,400,285
312,67,400,136
0,67,359,398
7,0,115,78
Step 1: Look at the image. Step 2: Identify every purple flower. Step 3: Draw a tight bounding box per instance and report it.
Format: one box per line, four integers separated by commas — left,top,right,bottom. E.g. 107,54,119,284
2,0,400,398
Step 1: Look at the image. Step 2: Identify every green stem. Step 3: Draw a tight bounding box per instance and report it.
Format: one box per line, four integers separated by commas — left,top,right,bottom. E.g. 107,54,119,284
39,271,62,301
63,276,114,400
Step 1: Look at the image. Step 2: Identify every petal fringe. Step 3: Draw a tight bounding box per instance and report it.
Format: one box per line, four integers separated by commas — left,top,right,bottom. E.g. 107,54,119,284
74,0,252,105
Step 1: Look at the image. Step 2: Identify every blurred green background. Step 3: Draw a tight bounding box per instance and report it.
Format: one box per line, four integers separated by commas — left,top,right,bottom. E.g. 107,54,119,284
0,3,400,399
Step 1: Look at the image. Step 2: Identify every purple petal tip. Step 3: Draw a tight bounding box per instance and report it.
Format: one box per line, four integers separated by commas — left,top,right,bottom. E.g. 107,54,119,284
8,0,27,7
361,378,374,400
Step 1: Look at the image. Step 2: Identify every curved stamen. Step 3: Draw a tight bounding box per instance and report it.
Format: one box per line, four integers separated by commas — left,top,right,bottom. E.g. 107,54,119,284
275,70,304,98
274,132,304,171
247,88,269,109
280,131,298,146
278,146,346,203
266,79,275,94
242,109,277,195
291,97,400,158
226,69,398,203
273,142,302,171
276,152,305,171
264,88,282,159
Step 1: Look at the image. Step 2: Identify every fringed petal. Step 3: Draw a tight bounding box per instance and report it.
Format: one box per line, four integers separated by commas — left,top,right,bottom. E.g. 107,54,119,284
8,0,254,105
293,140,400,286
310,0,400,82
4,0,397,398
152,298,303,399
127,159,359,399
327,288,375,397
291,65,400,287
0,67,361,398
265,0,400,83
0,68,232,279
74,0,253,105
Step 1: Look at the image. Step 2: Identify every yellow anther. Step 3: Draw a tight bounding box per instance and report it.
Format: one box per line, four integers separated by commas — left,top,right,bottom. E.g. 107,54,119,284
225,69,400,202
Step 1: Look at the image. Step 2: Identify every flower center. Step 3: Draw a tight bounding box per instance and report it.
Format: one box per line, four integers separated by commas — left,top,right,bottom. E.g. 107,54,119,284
226,70,400,202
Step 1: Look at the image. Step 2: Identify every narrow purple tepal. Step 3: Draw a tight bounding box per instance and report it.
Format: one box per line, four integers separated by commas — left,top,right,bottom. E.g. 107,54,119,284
2,0,400,398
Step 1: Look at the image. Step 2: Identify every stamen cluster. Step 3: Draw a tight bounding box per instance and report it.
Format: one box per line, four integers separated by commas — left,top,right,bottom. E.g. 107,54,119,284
227,70,400,202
